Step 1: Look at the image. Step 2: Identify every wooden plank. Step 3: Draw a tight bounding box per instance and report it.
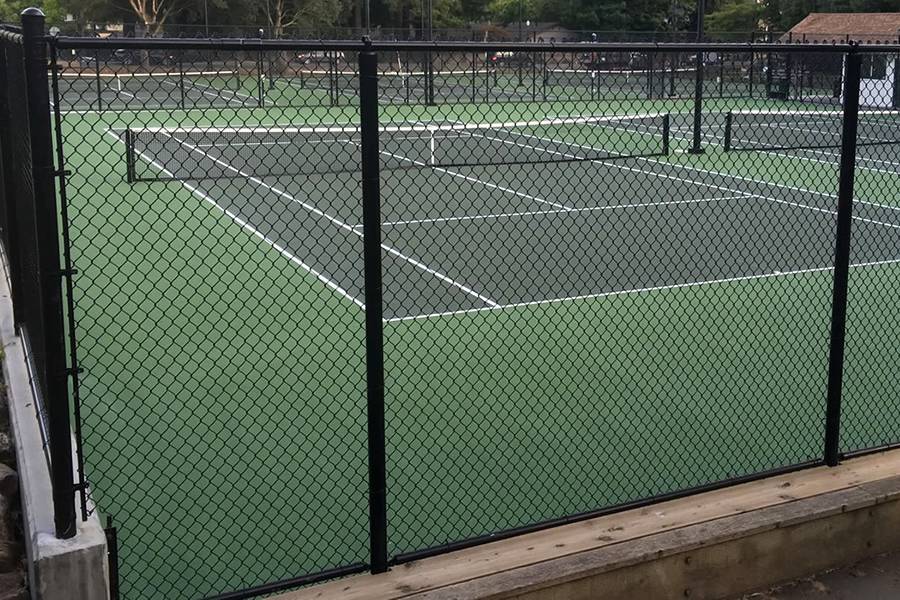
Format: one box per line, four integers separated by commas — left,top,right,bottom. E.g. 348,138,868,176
415,486,882,600
276,450,900,600
419,485,900,600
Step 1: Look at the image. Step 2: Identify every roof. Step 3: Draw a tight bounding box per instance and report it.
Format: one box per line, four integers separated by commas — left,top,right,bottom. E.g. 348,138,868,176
787,13,900,43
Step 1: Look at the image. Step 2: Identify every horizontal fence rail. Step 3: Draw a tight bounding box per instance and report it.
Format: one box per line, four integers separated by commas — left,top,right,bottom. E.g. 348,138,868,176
3,14,900,598
53,36,900,52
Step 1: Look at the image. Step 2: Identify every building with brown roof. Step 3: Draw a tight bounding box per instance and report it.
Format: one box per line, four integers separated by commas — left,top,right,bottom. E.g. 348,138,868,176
786,12,900,44
785,13,900,107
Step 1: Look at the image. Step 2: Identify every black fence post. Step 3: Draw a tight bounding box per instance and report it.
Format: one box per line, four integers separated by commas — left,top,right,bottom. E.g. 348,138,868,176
21,7,76,539
257,28,265,108
0,38,24,327
824,48,862,467
471,50,476,104
105,517,120,600
749,33,755,98
93,48,103,111
48,37,87,521
359,42,388,574
723,111,733,151
178,55,186,110
688,50,705,154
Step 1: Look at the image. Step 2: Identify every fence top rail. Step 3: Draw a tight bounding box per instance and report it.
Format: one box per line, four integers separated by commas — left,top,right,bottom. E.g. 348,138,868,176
0,29,23,43
49,36,900,54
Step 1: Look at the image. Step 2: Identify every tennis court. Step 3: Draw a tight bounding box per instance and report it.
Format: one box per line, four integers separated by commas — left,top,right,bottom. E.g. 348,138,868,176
112,114,900,321
38,38,900,600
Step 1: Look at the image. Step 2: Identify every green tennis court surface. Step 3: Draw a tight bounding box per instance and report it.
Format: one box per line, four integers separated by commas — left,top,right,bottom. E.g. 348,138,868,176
60,91,900,599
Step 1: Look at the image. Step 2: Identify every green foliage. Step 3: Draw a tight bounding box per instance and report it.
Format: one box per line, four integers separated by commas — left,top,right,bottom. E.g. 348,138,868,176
384,0,465,28
16,0,900,35
485,0,538,24
0,0,64,24
706,0,764,31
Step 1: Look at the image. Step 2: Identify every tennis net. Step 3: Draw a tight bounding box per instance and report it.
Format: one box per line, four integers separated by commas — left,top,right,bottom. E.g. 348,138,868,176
123,113,670,182
59,70,244,103
724,109,900,152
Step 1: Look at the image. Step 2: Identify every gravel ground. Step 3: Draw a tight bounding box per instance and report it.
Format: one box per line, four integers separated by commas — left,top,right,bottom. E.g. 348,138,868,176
0,365,26,600
736,552,900,600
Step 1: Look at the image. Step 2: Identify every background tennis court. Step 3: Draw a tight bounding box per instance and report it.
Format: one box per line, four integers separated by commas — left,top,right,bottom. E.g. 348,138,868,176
35,38,900,600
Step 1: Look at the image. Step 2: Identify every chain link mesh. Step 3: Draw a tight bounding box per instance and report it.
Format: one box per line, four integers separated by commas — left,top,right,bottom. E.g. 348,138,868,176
39,37,900,598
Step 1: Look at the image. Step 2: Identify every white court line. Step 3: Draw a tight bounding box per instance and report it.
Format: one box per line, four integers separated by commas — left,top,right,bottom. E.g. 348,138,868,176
484,126,900,233
502,124,900,214
773,146,900,172
769,148,900,177
479,128,763,199
368,195,747,229
104,130,365,309
374,146,574,210
162,132,500,308
159,78,248,107
169,76,257,103
747,194,900,230
666,123,900,177
385,258,900,323
755,121,893,146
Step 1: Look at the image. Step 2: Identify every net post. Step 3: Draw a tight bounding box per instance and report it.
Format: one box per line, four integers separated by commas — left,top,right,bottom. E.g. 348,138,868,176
824,48,862,468
541,51,547,102
723,112,732,151
404,54,411,104
718,52,724,97
21,6,77,539
484,51,489,102
531,51,537,101
427,50,435,106
358,43,388,575
178,56,186,110
749,34,755,98
668,52,676,96
688,50,705,155
93,47,103,110
257,29,265,108
125,128,135,183
662,113,670,155
471,50,476,104
329,50,337,107
647,52,654,99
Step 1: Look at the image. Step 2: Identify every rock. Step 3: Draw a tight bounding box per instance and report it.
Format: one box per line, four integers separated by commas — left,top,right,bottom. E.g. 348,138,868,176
0,571,25,600
0,465,15,499
0,432,12,468
0,540,21,571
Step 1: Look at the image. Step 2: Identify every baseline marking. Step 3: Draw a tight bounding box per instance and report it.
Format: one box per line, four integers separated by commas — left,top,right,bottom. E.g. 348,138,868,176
661,126,900,208
163,132,500,308
368,195,746,229
373,146,574,210
104,130,365,309
747,194,900,230
496,126,900,222
385,258,900,323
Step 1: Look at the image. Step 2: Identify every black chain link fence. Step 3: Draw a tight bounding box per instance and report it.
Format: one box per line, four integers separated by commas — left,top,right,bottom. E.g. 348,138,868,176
3,15,900,599
0,16,78,542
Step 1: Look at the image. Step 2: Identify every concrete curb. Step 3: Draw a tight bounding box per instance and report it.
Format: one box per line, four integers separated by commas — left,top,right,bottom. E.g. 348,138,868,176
0,255,108,600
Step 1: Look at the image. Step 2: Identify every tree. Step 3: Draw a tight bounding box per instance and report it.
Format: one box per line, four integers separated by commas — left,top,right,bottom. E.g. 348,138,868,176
264,0,347,37
0,0,64,25
706,0,764,31
383,0,464,32
127,0,175,35
485,0,538,25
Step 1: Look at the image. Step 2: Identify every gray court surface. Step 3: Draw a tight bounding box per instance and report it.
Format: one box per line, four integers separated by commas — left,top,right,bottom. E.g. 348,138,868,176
110,114,900,321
